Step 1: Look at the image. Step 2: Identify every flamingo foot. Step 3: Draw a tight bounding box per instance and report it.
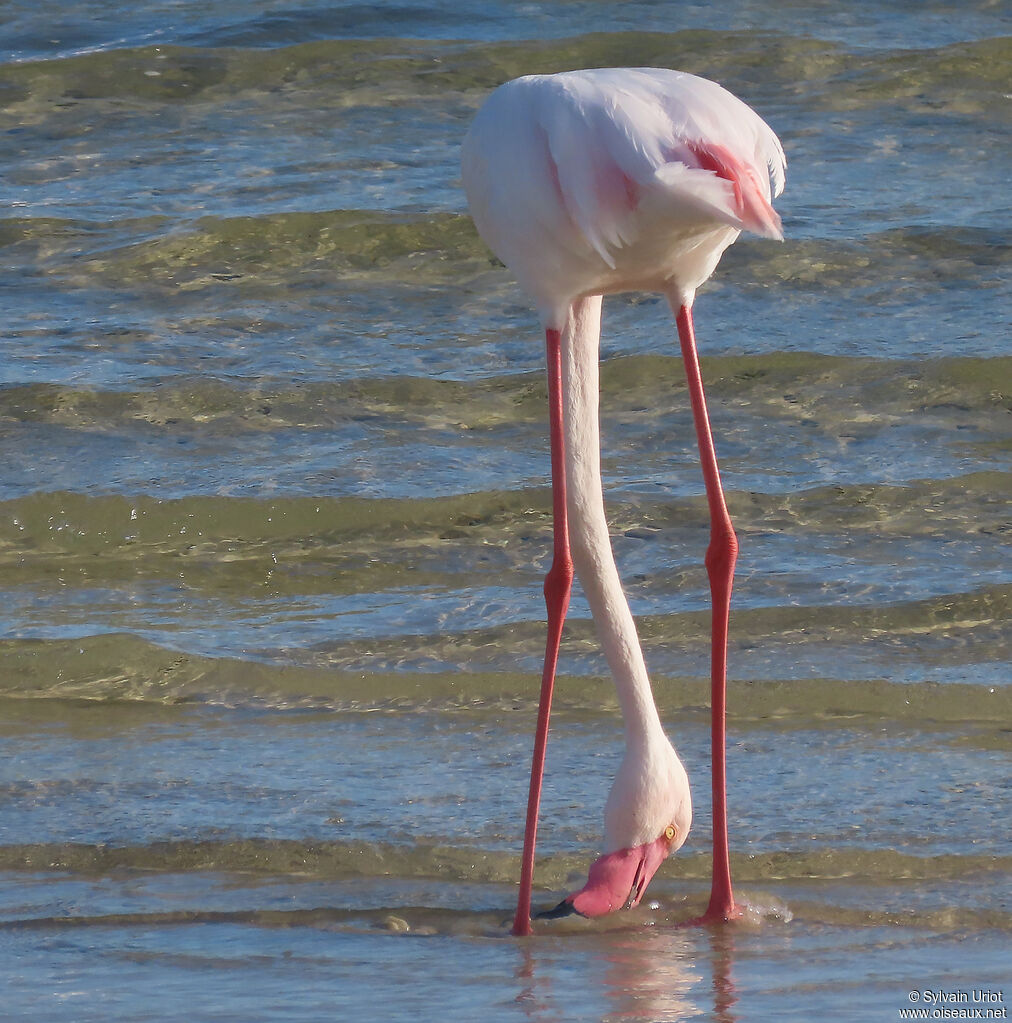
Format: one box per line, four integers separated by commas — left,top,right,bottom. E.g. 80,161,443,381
678,903,744,928
676,875,743,927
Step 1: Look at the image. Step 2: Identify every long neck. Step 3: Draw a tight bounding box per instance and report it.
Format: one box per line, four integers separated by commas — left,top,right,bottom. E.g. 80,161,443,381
560,296,666,749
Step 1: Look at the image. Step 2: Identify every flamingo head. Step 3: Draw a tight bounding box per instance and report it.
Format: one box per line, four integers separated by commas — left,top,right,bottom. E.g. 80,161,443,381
538,738,692,919
537,821,687,919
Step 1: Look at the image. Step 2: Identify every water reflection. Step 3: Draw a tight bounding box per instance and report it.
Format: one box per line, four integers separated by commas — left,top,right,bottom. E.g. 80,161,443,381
514,922,739,1021
707,928,739,1023
592,929,701,1021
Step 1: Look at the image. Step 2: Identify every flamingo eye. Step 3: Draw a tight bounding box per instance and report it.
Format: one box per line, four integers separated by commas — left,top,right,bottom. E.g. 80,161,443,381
664,825,677,842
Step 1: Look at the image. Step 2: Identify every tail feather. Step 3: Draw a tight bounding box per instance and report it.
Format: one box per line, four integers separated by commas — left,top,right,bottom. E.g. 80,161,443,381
652,140,783,241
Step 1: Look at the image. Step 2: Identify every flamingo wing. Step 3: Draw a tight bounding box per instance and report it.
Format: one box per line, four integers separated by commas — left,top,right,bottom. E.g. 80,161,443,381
534,68,786,265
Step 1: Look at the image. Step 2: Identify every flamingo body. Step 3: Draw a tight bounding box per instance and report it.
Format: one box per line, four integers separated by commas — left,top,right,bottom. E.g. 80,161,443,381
462,68,785,326
462,68,786,928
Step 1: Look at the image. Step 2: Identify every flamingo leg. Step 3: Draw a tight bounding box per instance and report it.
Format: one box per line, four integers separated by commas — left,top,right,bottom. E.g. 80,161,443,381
513,325,574,937
674,303,739,922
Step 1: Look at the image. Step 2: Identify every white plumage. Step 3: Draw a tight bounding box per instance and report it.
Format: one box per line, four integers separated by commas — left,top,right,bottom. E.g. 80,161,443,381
462,68,785,326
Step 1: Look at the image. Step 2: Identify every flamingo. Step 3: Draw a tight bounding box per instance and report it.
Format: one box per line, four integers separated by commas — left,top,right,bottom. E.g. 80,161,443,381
460,67,786,936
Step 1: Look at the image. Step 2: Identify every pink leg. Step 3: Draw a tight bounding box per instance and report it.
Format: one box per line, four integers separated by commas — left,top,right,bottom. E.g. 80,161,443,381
513,326,574,937
675,304,739,923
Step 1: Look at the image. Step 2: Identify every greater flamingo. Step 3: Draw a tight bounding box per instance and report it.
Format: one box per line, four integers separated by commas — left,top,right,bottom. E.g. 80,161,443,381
460,67,786,936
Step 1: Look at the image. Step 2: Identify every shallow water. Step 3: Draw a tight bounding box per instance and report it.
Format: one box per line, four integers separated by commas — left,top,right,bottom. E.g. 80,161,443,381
1,1,1010,1020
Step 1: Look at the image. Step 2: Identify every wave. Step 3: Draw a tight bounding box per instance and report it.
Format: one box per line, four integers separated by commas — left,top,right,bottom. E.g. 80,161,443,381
1,838,1008,934
1,630,1007,725
1,835,1007,890
6,202,1009,300
0,349,1007,430
5,900,1008,937
724,226,1011,295
0,469,1006,563
0,209,484,292
3,32,1008,110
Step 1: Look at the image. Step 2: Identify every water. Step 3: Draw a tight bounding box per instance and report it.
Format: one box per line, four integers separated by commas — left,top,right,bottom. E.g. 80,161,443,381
1,1,1010,1019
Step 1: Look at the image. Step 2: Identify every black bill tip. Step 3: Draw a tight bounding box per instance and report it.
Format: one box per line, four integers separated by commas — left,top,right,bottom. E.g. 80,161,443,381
535,898,581,920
